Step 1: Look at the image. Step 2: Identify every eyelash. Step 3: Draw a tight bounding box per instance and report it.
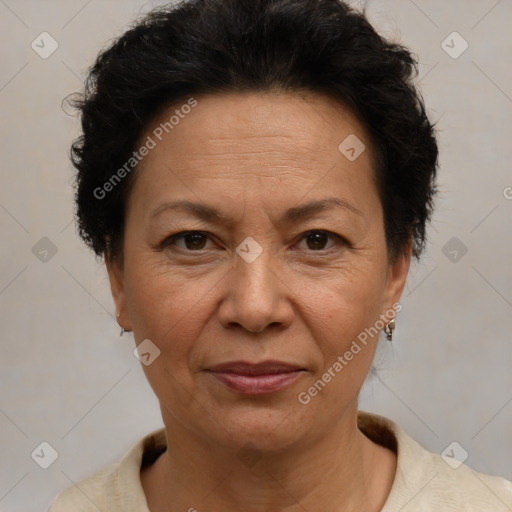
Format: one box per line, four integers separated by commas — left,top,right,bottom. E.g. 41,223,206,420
159,229,347,254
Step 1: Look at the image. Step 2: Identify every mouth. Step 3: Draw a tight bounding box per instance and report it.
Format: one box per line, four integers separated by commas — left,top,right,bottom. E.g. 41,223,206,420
205,360,306,395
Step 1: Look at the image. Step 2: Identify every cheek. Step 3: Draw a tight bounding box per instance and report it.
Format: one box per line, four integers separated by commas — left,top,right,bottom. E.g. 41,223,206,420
307,279,384,391
124,252,220,364
124,259,214,408
300,264,385,340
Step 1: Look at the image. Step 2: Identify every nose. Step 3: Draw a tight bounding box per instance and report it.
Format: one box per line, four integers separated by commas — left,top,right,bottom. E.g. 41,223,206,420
217,247,294,334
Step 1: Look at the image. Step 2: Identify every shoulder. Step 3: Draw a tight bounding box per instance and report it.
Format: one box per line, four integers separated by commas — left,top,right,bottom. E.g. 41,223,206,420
358,410,512,511
48,462,118,511
48,428,166,512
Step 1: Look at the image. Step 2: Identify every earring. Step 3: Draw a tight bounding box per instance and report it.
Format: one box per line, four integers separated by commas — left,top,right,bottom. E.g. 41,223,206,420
117,312,126,337
384,318,395,342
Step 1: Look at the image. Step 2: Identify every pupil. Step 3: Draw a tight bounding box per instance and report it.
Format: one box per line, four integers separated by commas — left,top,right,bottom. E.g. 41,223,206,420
186,233,206,250
308,232,327,250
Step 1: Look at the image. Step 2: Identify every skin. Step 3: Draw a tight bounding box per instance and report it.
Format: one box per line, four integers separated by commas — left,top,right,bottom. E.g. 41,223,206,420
106,91,412,512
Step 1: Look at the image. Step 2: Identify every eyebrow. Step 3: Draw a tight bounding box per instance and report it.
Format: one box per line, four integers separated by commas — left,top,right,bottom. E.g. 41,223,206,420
149,197,363,225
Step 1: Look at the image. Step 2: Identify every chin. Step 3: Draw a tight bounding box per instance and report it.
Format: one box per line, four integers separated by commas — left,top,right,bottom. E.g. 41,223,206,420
205,401,311,451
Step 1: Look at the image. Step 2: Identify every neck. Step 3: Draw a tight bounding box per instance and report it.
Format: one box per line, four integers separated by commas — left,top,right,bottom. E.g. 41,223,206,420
141,407,396,512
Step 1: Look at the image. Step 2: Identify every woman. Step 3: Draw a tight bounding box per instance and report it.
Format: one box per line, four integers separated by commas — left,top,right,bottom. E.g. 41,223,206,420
50,0,512,510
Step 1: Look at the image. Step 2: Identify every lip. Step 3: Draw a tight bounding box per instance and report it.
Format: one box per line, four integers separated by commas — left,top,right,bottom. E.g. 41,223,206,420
206,360,306,395
208,360,305,374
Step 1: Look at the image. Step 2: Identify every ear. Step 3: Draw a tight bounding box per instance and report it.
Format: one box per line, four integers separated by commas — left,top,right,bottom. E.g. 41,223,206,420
382,237,413,315
105,255,132,332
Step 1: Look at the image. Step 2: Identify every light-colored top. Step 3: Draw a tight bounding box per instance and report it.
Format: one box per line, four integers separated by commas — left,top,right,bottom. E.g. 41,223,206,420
49,410,512,511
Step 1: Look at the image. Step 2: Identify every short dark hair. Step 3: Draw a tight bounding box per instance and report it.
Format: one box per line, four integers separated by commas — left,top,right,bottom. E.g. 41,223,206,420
70,0,438,266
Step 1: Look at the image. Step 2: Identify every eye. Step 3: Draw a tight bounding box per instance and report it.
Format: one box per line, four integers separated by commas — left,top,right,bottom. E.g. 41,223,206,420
159,229,346,254
296,230,345,251
163,231,215,251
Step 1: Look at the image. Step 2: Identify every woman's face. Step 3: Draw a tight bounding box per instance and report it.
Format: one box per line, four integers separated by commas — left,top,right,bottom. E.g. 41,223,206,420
107,91,410,452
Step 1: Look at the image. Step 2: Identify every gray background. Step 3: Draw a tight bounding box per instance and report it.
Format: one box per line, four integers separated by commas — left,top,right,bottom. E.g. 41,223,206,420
0,0,511,510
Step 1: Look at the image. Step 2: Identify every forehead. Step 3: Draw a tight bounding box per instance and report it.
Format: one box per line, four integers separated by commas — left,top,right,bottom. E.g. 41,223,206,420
128,91,378,219
146,91,371,159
